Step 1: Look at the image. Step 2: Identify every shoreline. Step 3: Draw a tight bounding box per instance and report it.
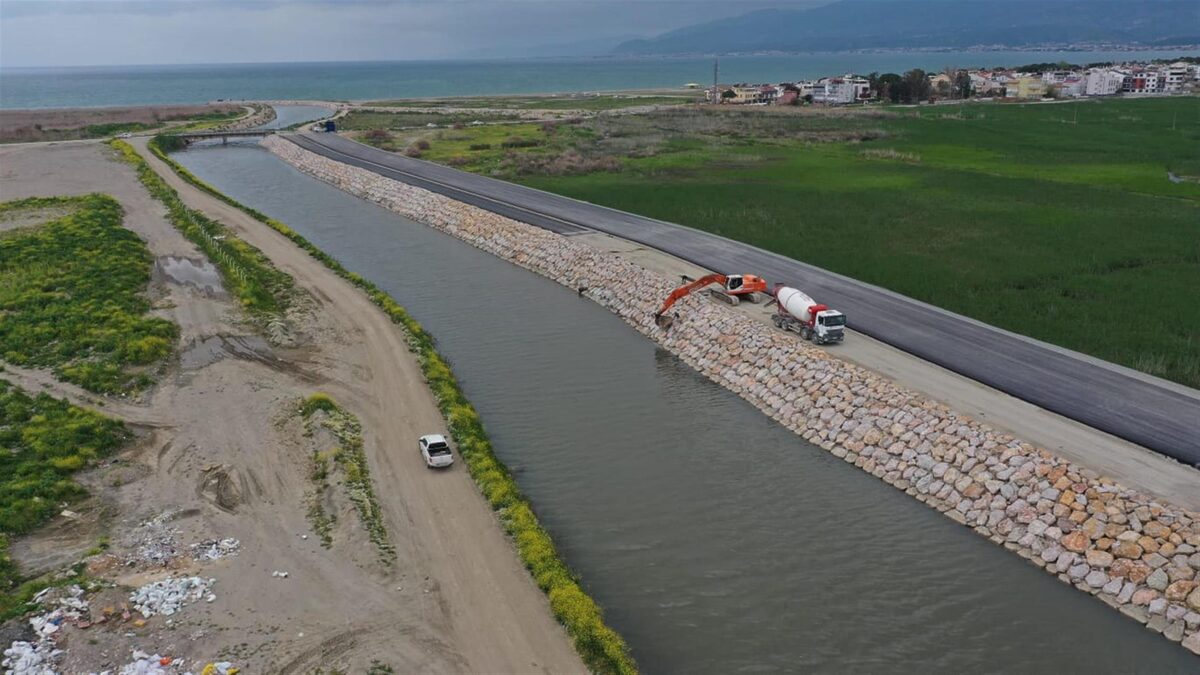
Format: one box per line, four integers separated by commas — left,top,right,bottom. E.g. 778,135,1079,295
262,133,1200,656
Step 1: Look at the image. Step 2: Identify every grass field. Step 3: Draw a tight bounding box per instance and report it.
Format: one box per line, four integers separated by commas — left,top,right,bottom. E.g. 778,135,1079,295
359,97,1200,387
0,195,178,393
0,378,131,617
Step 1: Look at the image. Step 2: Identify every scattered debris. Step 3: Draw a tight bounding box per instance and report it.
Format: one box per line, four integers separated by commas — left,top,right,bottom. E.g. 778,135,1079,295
2,640,61,675
130,577,214,617
5,585,91,675
270,570,289,579
126,512,182,566
188,538,240,561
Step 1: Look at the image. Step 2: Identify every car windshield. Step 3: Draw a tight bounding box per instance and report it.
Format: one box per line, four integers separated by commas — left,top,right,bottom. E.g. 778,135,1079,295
429,443,451,456
822,314,846,327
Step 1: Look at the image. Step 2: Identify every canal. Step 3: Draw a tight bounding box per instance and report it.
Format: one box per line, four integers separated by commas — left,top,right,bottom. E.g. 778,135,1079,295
174,142,1195,673
254,104,331,130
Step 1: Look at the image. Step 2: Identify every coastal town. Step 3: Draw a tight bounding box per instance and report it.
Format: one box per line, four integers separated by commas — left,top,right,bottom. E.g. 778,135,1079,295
708,59,1200,104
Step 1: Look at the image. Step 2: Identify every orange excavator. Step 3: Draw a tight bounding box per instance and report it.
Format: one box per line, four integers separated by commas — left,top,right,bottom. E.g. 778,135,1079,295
653,273,768,329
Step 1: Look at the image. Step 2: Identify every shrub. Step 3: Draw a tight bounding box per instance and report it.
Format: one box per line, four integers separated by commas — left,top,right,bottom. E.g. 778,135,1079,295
501,136,542,149
468,143,492,151
415,139,431,150
300,392,339,417
445,156,470,167
404,146,423,158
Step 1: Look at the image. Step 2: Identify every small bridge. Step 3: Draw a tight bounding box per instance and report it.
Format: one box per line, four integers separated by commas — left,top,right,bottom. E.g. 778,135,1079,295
172,129,277,144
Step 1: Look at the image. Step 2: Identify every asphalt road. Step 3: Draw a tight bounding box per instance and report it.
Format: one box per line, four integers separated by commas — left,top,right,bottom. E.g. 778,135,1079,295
287,132,1200,466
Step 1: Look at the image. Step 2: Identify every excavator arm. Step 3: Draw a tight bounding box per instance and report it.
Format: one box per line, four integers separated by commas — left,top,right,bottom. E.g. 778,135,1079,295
654,274,729,324
653,273,769,329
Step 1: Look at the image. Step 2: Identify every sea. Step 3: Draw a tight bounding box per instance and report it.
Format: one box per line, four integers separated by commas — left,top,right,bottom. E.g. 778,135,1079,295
2,50,1197,109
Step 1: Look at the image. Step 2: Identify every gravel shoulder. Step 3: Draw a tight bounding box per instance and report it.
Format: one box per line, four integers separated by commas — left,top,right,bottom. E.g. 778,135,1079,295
0,139,582,673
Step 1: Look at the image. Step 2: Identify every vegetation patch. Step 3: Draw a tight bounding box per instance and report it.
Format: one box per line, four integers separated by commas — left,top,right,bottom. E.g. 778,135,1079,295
111,139,294,322
0,194,177,393
300,394,394,564
0,105,243,144
0,379,131,618
149,147,637,674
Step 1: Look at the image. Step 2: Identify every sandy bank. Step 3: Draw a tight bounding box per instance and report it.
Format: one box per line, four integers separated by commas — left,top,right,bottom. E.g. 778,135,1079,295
0,139,583,673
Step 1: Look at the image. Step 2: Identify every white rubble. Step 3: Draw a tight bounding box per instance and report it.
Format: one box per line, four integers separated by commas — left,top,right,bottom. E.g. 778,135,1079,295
2,641,60,675
129,577,214,618
188,538,240,562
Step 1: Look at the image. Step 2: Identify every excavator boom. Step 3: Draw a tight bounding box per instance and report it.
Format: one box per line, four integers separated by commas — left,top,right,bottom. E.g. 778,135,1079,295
653,273,768,329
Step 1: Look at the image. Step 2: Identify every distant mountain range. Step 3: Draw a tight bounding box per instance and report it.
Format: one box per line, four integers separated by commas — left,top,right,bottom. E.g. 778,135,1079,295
613,1,1200,55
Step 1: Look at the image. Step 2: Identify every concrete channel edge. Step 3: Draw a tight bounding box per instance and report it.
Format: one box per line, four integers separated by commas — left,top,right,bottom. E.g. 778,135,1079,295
263,134,1200,656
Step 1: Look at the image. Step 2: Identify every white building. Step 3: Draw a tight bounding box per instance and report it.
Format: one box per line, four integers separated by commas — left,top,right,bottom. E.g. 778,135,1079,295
813,75,869,104
1161,62,1191,92
1058,77,1085,98
1084,69,1124,96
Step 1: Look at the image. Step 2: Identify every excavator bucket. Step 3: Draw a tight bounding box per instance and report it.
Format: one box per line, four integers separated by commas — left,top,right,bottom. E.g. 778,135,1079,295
654,312,676,331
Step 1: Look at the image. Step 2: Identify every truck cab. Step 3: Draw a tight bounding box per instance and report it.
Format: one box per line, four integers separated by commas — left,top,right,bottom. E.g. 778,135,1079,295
813,310,846,344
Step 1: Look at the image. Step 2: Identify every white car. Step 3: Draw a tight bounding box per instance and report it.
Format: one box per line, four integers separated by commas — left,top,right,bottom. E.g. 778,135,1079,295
117,132,133,138
419,434,454,469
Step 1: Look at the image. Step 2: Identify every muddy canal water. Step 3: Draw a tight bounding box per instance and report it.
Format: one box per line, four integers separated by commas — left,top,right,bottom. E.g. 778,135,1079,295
175,144,1195,673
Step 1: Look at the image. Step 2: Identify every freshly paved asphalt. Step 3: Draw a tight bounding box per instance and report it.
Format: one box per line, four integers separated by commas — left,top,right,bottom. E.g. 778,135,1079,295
287,132,1200,466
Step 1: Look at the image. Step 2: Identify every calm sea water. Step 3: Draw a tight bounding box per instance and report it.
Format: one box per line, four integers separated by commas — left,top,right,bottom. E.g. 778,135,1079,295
3,51,1196,109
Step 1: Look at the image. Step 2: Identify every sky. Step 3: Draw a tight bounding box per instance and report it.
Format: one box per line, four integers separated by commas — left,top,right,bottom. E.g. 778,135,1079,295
0,0,805,67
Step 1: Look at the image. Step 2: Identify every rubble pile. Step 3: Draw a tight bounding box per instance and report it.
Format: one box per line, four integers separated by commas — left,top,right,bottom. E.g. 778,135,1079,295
2,641,59,675
125,512,182,566
4,585,91,675
266,136,1200,654
129,577,214,618
188,539,240,562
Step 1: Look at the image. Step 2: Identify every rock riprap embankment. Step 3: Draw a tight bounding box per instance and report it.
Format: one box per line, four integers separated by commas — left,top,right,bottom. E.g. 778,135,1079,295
263,135,1200,655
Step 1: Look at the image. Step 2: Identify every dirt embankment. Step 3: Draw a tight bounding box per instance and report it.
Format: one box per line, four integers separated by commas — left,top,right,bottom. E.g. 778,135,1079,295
0,140,583,673
0,104,246,143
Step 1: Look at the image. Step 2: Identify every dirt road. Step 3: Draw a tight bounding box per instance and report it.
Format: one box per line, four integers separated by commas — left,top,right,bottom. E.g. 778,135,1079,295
1,139,582,673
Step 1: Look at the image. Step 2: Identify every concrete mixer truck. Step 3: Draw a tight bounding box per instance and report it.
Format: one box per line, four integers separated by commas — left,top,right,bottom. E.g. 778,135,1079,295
770,285,846,345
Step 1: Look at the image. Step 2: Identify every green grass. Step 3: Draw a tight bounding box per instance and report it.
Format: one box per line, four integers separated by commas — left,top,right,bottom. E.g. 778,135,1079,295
0,195,178,393
148,147,637,674
414,97,1199,388
0,378,131,617
339,110,519,131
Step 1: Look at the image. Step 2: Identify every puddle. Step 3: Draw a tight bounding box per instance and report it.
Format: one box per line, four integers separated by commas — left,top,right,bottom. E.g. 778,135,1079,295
179,335,274,371
155,256,224,295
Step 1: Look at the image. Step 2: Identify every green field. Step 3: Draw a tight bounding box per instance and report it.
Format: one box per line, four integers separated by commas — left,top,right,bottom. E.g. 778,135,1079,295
0,195,178,393
0,378,131,617
372,98,1200,387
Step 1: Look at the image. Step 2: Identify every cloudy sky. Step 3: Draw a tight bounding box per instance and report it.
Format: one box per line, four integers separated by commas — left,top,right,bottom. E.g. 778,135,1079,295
1,0,808,67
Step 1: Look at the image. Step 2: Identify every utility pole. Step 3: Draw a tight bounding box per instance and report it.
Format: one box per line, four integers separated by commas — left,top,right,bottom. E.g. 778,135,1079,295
712,57,719,104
